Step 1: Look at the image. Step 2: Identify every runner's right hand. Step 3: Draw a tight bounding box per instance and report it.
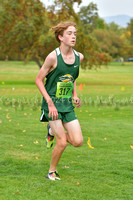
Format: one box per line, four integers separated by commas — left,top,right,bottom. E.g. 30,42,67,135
47,100,58,120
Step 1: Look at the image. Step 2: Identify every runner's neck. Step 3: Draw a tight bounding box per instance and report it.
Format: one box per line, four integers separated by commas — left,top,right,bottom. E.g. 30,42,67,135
60,44,73,56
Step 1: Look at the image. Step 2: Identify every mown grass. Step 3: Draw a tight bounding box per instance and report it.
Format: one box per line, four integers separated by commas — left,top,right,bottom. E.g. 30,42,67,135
0,61,133,200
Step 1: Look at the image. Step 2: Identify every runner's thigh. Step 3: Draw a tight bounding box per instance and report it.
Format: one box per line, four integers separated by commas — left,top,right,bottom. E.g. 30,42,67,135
63,119,83,145
49,119,67,142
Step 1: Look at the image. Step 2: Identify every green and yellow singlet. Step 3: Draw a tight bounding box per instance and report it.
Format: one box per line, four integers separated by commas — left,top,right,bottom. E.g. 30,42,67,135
41,47,80,112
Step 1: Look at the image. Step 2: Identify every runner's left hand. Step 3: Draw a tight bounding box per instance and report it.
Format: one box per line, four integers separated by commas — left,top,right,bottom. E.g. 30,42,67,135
73,97,81,108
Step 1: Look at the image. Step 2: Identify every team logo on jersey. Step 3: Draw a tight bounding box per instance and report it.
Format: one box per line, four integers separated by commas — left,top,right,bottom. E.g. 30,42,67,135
59,74,74,83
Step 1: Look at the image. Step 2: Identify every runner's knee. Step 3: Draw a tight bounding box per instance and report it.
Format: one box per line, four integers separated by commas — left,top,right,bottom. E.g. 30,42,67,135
57,140,67,150
72,137,83,147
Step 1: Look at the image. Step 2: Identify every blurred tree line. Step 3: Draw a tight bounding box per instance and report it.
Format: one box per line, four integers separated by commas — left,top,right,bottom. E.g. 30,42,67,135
0,0,133,69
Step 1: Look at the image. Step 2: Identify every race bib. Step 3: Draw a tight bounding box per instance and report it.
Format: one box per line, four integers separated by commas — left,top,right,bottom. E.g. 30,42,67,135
56,82,73,98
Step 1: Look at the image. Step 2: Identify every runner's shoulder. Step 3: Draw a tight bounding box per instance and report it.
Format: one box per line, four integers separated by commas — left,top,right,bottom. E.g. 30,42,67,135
78,52,84,63
46,50,57,63
44,50,57,68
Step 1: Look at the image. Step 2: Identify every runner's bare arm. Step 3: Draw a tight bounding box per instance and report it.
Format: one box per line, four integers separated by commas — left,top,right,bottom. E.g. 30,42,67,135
72,52,84,108
79,52,84,63
73,81,81,108
73,80,77,98
35,51,58,120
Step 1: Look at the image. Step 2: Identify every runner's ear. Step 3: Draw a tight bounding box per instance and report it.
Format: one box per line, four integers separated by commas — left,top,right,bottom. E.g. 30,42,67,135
58,34,63,42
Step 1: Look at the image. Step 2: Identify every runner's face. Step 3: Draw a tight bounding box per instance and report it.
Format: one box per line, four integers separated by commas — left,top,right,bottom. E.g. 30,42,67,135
61,26,77,46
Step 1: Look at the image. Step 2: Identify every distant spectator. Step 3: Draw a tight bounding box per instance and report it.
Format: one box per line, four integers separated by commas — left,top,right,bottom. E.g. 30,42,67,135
120,57,124,65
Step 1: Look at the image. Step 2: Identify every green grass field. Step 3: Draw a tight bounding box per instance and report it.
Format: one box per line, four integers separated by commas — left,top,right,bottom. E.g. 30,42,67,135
0,61,133,200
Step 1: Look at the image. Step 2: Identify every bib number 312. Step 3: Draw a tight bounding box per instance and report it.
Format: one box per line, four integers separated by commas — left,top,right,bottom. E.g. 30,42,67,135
56,82,73,98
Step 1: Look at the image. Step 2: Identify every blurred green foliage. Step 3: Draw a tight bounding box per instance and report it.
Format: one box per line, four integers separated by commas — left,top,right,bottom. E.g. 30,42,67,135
0,0,133,68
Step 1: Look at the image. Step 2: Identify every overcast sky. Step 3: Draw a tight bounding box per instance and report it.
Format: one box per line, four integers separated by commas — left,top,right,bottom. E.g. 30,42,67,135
41,0,133,17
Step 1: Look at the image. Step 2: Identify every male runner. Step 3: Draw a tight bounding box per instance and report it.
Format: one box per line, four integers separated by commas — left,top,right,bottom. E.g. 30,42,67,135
35,21,84,181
